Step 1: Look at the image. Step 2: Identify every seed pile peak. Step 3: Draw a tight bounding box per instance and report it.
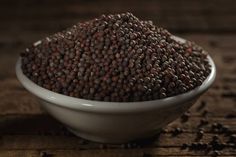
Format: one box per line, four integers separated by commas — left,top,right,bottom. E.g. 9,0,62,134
21,13,211,102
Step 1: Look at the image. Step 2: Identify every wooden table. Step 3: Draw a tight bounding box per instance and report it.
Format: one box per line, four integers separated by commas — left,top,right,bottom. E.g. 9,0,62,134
0,0,235,156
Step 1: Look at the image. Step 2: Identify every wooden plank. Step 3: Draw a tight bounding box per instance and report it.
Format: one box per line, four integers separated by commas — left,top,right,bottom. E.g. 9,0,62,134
0,150,38,157
0,133,235,149
0,79,42,115
0,1,235,156
0,149,235,156
0,5,235,20
1,14,236,33
0,0,236,32
0,0,235,12
0,151,234,157
190,98,236,117
0,115,235,135
0,54,19,80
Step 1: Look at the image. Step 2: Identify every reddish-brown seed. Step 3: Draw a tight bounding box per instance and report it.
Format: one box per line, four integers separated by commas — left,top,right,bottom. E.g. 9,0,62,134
21,12,211,102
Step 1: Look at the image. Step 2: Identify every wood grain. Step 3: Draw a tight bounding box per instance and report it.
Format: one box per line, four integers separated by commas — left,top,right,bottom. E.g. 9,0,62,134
0,114,235,135
0,0,236,156
0,0,236,33
0,150,235,157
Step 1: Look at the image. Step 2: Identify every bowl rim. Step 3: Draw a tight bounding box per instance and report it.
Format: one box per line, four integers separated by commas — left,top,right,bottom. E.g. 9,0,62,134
15,36,216,113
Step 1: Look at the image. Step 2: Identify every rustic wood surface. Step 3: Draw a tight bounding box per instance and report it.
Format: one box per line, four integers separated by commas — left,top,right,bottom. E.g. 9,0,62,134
0,0,236,157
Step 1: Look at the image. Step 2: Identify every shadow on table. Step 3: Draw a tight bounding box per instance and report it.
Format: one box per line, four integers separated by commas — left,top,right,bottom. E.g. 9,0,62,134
0,114,161,145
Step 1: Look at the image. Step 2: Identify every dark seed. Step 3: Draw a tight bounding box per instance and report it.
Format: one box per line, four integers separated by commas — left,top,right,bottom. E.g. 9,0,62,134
172,127,183,136
196,100,207,111
198,118,209,128
225,114,236,119
181,143,188,149
228,134,236,143
181,111,190,123
143,153,152,157
20,12,211,102
212,150,220,157
40,152,53,157
196,129,204,140
202,110,209,117
161,128,169,133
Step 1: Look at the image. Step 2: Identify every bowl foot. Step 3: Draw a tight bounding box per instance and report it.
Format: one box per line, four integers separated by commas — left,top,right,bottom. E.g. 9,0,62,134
67,127,162,144
67,127,117,143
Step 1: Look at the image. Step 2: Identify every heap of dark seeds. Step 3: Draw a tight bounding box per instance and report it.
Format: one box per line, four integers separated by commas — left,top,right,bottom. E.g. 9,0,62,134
20,12,211,102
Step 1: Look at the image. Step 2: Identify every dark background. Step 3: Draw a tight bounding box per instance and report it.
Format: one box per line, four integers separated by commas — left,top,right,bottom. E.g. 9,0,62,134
0,0,235,156
1,0,236,78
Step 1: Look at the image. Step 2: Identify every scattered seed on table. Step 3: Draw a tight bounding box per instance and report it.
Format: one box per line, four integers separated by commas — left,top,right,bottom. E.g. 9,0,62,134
196,100,207,111
225,114,236,119
143,153,152,157
172,127,183,136
161,128,169,133
181,111,190,123
99,144,106,149
212,150,220,157
202,109,209,117
181,143,188,149
198,118,209,127
40,152,53,157
196,129,204,140
228,134,236,143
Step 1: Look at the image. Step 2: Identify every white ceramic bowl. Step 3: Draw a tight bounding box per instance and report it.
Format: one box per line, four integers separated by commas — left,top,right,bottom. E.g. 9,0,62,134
16,37,216,143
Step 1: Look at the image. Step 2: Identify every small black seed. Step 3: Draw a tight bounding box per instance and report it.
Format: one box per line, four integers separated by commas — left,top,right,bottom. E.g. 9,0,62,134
143,153,152,157
172,127,183,136
20,12,211,102
228,134,236,143
212,135,219,141
196,100,207,111
212,150,220,157
181,111,190,123
181,143,188,149
99,144,106,149
40,152,53,157
196,129,204,140
198,118,209,127
225,114,236,119
202,110,209,117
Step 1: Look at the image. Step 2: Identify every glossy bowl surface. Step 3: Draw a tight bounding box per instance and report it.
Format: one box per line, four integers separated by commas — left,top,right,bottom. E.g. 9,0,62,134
16,36,216,143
